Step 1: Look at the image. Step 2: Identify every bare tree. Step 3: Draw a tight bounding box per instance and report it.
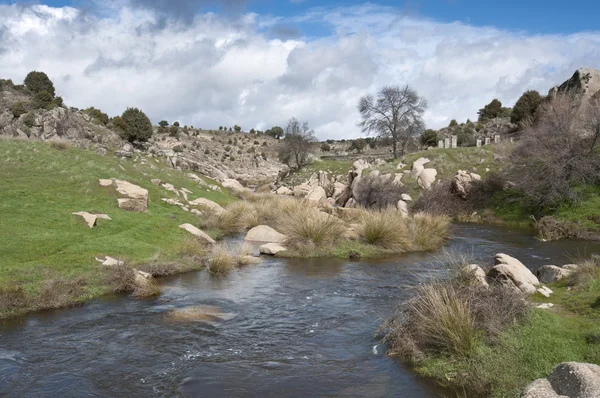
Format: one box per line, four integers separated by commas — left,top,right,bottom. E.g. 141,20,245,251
580,97,600,153
358,85,427,158
509,95,600,211
279,117,317,169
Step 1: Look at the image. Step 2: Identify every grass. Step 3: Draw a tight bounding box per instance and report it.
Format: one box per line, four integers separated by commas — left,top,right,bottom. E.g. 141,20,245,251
387,254,600,397
0,139,234,318
283,158,353,187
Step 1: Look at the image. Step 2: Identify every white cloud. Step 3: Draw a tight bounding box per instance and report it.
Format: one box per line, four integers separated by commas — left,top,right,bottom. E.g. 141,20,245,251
1,3,599,139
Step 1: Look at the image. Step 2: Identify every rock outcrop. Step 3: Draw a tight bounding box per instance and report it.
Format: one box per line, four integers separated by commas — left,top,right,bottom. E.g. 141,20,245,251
487,253,540,295
451,170,482,199
99,179,149,212
411,157,430,178
245,225,287,243
417,168,437,190
72,211,111,228
178,224,216,245
222,178,248,195
549,68,600,105
188,197,225,214
306,186,327,203
259,243,287,255
523,362,600,398
537,265,574,284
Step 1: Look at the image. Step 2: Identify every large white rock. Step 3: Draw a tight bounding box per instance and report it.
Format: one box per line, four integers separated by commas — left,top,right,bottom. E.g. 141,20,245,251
465,264,489,288
99,179,114,187
396,200,409,218
523,362,600,398
72,212,97,228
72,212,112,228
537,265,573,284
401,193,412,202
306,186,327,203
391,174,404,186
259,243,287,255
222,178,247,194
114,180,148,200
411,157,430,178
451,170,482,199
487,253,539,295
276,186,293,195
179,224,216,245
417,168,437,190
353,159,370,174
95,256,124,266
188,198,225,214
118,198,148,212
245,225,287,243
293,184,312,197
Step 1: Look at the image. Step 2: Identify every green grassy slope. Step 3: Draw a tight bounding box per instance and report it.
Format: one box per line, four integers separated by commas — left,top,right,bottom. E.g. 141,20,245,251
0,139,234,304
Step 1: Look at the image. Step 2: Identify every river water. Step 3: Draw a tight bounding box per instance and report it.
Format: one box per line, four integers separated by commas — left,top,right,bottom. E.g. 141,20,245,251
1,224,599,397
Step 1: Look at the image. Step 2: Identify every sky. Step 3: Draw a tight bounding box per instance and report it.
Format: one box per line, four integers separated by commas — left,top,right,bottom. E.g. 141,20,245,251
1,0,599,139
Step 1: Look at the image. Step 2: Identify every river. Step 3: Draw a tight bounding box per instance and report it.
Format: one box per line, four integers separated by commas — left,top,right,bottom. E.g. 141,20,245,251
1,224,599,397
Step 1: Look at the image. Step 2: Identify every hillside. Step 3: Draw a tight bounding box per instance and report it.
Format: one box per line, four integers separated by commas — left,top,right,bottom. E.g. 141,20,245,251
0,138,236,317
0,79,286,186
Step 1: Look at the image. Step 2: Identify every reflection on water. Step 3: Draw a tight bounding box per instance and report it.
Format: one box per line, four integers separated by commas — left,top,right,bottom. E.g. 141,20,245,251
1,223,600,397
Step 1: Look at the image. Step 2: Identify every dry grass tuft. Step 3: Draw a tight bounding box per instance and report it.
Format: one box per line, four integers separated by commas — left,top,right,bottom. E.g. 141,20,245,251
48,139,71,151
132,274,161,298
236,243,260,266
383,256,528,363
212,201,259,233
104,263,136,293
36,277,87,310
207,244,238,276
357,208,411,250
0,285,29,316
408,212,451,251
179,237,209,259
567,255,600,287
402,283,478,357
277,202,346,249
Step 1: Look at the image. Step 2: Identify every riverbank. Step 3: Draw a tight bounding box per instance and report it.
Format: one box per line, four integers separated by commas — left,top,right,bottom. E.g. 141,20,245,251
383,253,600,397
0,139,235,318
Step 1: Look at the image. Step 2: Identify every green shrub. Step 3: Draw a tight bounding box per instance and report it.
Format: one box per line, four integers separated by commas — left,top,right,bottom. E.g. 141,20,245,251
173,121,180,127
23,112,36,128
31,91,53,109
84,107,109,125
168,125,178,137
24,71,55,97
420,129,438,147
478,99,504,122
159,120,169,128
50,96,63,108
120,107,153,142
449,119,458,127
111,116,127,132
10,102,27,118
320,142,331,152
234,125,241,132
511,90,542,124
